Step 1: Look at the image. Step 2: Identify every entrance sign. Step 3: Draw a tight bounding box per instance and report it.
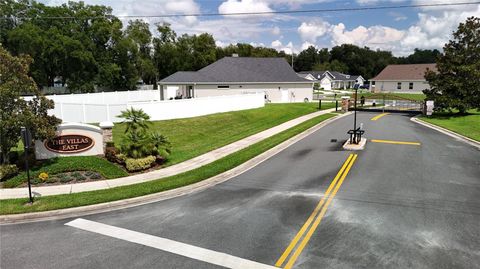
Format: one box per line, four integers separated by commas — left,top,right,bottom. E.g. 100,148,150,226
45,135,94,153
35,123,104,160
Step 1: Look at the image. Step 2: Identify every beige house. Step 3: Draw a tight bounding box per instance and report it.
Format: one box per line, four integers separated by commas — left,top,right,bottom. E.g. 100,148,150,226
370,63,437,93
159,57,314,103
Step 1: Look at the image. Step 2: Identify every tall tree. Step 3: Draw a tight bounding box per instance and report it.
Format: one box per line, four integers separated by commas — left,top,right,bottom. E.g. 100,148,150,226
153,22,180,79
126,20,157,84
294,46,319,71
425,17,480,113
0,46,61,164
397,49,441,64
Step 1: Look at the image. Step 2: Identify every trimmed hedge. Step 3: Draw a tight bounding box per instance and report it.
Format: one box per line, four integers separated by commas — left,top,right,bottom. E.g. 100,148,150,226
125,156,156,172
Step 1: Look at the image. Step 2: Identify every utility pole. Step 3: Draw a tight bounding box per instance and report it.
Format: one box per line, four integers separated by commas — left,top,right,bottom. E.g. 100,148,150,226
291,53,294,69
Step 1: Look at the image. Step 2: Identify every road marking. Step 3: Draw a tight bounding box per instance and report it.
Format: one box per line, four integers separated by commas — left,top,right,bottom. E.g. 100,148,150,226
275,154,355,268
283,154,358,269
275,154,355,267
65,218,277,269
371,139,421,146
371,113,389,121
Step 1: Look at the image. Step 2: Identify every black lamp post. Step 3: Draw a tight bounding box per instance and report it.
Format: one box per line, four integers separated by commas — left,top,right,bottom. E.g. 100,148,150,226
20,127,33,203
353,87,358,143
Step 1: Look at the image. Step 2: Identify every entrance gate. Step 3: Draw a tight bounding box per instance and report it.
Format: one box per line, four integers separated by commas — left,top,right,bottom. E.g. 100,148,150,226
352,93,424,113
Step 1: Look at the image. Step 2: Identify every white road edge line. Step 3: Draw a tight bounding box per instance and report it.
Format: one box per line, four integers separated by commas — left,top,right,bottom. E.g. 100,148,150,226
65,218,277,269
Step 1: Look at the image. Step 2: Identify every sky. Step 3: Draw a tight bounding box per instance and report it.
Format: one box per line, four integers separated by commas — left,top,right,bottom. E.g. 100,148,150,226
40,0,480,56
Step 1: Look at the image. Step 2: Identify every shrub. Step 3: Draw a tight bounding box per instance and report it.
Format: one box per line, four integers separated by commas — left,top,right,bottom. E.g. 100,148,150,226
115,153,127,164
125,155,156,172
38,172,49,182
0,165,19,181
85,171,102,180
105,146,120,163
58,174,73,183
151,132,171,159
71,172,86,181
46,176,57,183
106,141,115,148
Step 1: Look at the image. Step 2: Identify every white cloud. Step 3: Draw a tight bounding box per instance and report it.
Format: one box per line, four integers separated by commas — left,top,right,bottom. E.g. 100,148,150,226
218,0,272,17
272,26,281,35
271,39,283,47
270,40,298,54
297,19,330,42
215,40,230,47
301,41,316,50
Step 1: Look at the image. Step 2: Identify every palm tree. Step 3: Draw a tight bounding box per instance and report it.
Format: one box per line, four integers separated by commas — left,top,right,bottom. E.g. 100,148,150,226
118,108,151,134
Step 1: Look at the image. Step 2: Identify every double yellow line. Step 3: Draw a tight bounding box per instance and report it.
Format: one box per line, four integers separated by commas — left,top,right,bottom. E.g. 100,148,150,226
275,154,358,269
371,113,389,121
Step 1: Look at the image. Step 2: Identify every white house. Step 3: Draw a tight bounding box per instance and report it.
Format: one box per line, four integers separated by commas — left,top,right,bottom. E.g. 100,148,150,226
298,71,365,90
159,57,314,103
369,63,437,93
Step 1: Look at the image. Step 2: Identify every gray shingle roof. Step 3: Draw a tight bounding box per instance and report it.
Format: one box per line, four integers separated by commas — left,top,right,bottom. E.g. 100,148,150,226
160,57,311,84
299,70,361,82
298,71,329,80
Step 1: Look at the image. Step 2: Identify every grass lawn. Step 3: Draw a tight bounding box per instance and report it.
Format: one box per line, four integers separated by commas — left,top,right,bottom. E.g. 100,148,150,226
112,102,335,166
421,110,480,142
3,156,128,188
0,113,336,214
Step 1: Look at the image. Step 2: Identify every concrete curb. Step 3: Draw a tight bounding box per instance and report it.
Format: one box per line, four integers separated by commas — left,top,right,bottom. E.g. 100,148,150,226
1,108,337,200
0,112,351,224
411,116,480,150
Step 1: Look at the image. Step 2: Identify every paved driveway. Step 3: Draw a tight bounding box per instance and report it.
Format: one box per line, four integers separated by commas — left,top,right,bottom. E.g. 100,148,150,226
1,112,479,269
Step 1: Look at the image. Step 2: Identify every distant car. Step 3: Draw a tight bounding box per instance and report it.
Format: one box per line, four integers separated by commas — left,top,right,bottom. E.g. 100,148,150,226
359,84,369,89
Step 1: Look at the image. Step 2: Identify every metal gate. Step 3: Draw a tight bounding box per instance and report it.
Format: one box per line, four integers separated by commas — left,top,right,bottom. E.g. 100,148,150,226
352,93,424,113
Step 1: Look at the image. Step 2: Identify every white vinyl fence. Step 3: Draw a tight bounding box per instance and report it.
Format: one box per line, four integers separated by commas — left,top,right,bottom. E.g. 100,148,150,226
48,93,265,123
24,89,161,104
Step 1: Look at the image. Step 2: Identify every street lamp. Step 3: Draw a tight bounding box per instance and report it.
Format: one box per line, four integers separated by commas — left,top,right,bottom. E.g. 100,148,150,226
20,127,33,203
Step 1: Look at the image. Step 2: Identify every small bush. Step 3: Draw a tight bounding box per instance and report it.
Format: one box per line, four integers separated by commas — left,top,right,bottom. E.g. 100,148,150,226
71,172,86,181
125,155,156,172
38,172,49,182
105,147,119,163
106,141,115,148
115,153,127,164
46,176,57,183
84,171,101,180
58,174,73,183
0,165,19,181
31,178,41,184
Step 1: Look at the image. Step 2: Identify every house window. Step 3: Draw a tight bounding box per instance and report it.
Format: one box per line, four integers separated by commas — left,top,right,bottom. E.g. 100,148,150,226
409,82,413,90
397,82,402,90
371,81,375,86
217,85,229,89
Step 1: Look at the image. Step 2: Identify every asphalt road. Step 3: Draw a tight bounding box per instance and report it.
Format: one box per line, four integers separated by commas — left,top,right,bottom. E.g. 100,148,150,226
1,112,479,269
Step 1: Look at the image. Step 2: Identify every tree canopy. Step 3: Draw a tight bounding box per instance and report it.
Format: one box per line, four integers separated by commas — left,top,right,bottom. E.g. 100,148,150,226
0,0,447,93
0,45,61,164
424,17,480,113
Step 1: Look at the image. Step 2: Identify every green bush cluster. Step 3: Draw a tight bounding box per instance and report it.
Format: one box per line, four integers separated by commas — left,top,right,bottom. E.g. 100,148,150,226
116,108,171,172
0,165,19,181
125,156,156,172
